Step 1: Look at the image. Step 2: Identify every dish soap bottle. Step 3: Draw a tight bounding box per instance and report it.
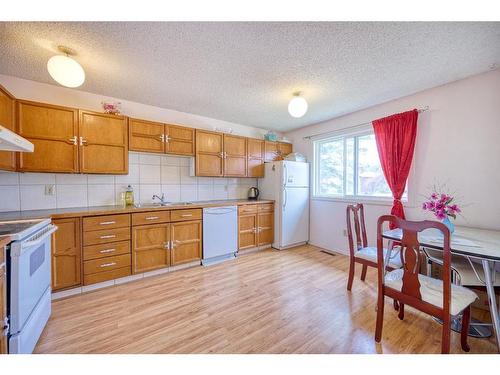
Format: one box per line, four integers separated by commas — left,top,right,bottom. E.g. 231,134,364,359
124,185,135,206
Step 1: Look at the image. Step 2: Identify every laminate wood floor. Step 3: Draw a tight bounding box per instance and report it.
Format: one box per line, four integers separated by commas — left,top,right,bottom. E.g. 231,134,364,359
35,245,498,354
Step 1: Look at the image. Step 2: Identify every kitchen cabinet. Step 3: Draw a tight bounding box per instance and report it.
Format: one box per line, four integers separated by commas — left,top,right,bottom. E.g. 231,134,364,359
79,110,128,174
0,85,16,171
223,134,247,177
277,142,293,159
51,218,82,291
264,141,279,162
129,119,195,156
238,203,274,250
132,223,171,274
247,138,264,178
0,240,7,354
17,100,79,173
170,220,202,266
195,130,224,177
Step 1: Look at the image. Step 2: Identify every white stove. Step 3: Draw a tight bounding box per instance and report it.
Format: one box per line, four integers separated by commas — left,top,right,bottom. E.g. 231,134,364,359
0,218,56,354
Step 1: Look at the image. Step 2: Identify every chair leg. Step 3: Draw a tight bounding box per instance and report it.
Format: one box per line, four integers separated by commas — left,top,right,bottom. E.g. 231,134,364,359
360,264,368,281
393,299,399,311
461,306,471,352
375,295,385,342
398,303,405,320
441,315,451,354
347,259,355,291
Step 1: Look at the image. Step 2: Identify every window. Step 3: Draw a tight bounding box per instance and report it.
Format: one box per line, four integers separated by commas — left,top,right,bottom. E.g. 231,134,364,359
313,127,407,200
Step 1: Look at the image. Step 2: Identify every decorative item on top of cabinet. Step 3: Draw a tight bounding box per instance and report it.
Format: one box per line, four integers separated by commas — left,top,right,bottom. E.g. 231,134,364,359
17,100,79,173
51,217,82,291
246,138,265,178
195,129,224,177
223,134,247,177
0,84,16,171
78,110,128,174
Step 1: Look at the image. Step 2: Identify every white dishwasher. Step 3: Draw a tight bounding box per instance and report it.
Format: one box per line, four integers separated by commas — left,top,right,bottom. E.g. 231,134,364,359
202,206,238,265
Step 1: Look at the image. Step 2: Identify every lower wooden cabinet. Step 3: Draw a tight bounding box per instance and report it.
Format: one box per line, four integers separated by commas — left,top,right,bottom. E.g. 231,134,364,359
171,220,202,266
51,218,82,291
132,223,171,274
238,203,274,250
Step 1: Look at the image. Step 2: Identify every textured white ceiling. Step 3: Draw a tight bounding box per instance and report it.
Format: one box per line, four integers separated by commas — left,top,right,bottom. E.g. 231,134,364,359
1,22,499,132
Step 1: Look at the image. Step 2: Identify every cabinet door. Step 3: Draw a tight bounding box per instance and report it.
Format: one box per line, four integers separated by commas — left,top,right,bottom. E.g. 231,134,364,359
52,218,82,291
195,130,223,176
223,134,247,177
17,101,79,173
129,118,165,153
165,124,195,156
79,110,128,174
264,141,279,162
277,142,293,159
132,223,170,274
238,213,258,250
257,211,274,246
171,220,202,266
247,138,264,178
0,85,16,171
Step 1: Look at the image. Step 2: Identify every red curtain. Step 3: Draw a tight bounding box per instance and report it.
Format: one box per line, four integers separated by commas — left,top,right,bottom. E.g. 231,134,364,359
372,109,418,228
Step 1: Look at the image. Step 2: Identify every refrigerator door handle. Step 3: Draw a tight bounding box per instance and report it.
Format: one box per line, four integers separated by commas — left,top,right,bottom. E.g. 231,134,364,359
283,187,287,210
283,163,288,186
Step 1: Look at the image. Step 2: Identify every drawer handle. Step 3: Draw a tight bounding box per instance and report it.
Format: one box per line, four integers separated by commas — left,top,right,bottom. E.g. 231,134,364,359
100,235,116,239
100,262,116,268
181,214,193,217
145,216,160,220
99,248,116,253
99,221,116,225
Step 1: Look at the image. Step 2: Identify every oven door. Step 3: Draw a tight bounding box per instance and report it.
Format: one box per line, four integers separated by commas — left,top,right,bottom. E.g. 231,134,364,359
9,224,56,334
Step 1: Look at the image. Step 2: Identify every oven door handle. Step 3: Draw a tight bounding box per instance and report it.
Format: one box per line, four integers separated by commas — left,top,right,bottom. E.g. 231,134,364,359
21,224,58,250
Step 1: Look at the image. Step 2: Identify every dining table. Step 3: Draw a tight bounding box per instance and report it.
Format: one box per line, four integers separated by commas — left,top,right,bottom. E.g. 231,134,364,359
383,225,500,352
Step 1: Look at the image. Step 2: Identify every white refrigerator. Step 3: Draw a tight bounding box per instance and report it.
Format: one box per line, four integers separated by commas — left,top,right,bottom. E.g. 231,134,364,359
259,160,309,250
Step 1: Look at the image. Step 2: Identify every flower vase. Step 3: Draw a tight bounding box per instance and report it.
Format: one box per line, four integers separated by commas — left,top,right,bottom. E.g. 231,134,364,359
442,216,455,234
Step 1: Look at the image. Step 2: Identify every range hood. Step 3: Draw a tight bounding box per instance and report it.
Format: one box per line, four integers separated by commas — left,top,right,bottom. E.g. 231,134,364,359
0,125,34,152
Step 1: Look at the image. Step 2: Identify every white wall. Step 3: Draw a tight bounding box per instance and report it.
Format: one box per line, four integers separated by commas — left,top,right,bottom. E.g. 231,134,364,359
0,74,266,212
285,69,500,255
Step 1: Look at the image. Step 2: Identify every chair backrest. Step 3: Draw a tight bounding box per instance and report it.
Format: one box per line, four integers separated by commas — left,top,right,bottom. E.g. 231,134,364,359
376,215,451,316
346,203,368,256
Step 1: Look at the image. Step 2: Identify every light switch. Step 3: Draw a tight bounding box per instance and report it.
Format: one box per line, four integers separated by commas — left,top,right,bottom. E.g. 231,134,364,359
45,184,55,196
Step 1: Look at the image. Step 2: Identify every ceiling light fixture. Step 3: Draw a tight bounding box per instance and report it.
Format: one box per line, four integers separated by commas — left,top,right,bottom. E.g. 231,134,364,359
47,46,85,88
288,92,308,118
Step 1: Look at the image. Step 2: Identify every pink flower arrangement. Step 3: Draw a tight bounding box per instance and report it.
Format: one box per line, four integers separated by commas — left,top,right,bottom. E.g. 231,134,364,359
102,101,121,115
422,192,461,220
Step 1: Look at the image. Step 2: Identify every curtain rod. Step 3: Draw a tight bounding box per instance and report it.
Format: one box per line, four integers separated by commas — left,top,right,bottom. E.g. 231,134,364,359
302,106,429,140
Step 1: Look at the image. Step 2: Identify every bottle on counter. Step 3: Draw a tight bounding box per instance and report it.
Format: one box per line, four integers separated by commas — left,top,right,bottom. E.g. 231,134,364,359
124,185,135,206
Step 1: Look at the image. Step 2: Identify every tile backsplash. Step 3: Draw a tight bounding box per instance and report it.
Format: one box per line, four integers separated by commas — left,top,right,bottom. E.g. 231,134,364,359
0,152,258,212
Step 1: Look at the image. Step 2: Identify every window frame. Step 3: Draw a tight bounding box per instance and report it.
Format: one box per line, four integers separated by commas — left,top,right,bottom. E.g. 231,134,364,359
312,125,410,205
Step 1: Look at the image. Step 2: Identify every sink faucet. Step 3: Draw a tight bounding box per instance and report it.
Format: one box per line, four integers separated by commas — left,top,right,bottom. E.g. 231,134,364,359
152,193,167,204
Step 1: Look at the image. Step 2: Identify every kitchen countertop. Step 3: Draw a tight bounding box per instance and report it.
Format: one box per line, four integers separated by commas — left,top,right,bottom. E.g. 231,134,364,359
0,199,274,221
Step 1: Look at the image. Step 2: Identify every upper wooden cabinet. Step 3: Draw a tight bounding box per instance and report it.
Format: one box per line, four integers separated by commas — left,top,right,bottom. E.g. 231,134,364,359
165,124,195,156
0,85,16,171
52,217,82,291
195,130,224,177
264,141,279,162
17,100,79,173
223,134,247,177
247,138,264,178
129,119,195,156
277,142,293,159
129,118,164,153
79,110,128,174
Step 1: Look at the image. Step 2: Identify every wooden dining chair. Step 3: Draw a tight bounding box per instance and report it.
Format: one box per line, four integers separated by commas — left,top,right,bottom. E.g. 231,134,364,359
346,203,402,291
374,215,478,354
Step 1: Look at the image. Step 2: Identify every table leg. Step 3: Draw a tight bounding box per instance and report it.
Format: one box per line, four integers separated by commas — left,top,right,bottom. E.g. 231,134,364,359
482,259,500,352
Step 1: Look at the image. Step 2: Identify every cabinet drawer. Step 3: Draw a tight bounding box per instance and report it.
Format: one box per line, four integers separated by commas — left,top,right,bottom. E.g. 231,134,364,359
132,211,170,226
83,253,131,275
170,208,202,222
83,267,131,285
258,203,274,212
83,241,130,261
238,205,258,215
83,227,130,246
83,214,130,232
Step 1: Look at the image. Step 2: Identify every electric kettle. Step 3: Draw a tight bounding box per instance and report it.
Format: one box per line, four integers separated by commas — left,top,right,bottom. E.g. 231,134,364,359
248,187,259,200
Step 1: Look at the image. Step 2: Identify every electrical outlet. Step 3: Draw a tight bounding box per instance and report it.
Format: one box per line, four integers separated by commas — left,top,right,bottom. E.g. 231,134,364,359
45,184,55,196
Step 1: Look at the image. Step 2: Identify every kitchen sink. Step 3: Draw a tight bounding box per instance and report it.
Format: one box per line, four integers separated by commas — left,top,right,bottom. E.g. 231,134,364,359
134,201,194,208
